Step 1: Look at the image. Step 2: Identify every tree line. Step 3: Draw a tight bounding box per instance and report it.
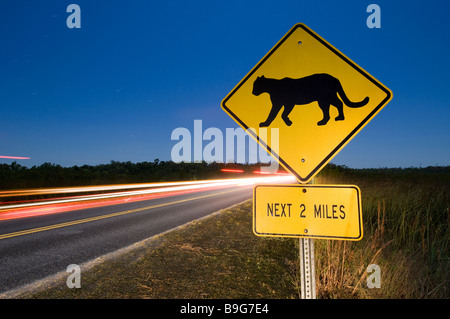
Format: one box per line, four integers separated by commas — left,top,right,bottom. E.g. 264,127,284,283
0,160,448,190
0,160,270,190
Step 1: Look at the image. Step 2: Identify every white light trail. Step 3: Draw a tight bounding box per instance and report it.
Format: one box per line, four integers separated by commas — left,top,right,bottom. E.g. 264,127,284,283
0,175,296,211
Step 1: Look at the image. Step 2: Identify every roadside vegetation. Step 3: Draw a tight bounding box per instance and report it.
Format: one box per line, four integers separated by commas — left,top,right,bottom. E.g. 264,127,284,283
314,164,449,298
5,162,449,299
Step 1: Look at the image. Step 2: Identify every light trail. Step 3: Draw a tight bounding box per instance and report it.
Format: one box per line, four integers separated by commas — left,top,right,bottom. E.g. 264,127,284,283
220,168,245,173
0,175,296,221
0,180,229,198
0,188,245,240
0,156,30,160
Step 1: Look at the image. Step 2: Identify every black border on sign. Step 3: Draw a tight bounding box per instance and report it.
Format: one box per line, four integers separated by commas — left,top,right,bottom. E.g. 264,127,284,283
253,184,363,240
221,23,392,183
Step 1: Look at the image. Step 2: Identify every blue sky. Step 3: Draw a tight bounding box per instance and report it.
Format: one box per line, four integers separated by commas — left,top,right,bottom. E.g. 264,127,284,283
0,0,449,168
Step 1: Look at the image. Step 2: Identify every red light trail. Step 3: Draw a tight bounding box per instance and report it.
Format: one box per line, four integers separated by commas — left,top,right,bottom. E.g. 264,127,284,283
0,156,30,159
0,175,296,221
220,168,244,173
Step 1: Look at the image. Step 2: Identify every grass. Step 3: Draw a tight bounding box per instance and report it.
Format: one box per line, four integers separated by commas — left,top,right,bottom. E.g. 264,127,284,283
12,166,449,299
314,166,449,298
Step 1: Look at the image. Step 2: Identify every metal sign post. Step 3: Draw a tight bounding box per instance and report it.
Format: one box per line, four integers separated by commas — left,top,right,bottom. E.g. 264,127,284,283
299,237,316,299
300,179,315,299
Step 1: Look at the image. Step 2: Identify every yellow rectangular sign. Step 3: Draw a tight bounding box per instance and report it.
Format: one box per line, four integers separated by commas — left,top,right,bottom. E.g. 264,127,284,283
253,184,363,240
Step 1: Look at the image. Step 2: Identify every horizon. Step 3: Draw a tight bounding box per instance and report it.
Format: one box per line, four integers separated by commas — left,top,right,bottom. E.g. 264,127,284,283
1,1,449,170
2,158,448,171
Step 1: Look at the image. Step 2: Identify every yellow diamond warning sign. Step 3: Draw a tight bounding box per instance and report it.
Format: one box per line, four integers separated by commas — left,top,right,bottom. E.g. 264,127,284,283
253,184,363,240
222,23,392,182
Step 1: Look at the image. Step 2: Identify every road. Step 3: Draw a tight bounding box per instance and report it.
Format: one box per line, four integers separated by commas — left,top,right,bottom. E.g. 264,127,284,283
0,175,294,295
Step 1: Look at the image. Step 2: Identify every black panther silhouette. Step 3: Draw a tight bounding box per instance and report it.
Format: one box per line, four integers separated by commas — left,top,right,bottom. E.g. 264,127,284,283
252,73,369,127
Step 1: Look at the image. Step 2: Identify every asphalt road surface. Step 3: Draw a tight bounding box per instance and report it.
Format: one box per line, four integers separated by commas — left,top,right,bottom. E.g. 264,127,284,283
0,180,265,295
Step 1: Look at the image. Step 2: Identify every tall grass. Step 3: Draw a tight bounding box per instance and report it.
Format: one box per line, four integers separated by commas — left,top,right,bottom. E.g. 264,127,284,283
312,166,449,298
